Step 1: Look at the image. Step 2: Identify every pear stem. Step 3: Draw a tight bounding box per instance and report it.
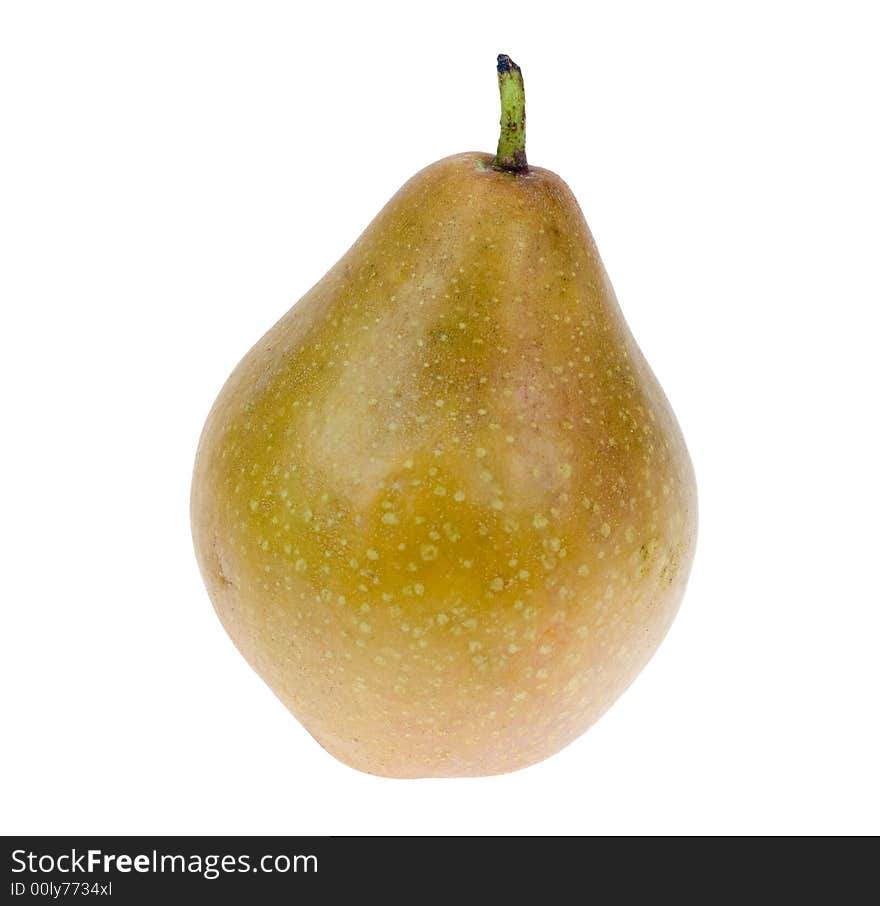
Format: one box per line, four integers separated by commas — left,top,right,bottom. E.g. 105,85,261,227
493,54,528,172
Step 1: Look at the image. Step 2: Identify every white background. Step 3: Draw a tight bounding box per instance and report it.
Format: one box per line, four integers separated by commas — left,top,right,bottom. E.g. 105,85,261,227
2,1,878,835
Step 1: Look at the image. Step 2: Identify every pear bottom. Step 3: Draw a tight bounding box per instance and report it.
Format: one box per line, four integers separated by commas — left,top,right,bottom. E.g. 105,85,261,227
201,554,691,778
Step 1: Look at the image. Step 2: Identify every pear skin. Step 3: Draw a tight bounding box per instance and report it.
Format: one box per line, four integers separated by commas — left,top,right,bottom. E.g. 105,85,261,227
192,61,696,777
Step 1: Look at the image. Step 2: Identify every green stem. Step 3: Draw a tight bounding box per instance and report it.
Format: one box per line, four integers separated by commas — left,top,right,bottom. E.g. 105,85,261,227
493,54,527,172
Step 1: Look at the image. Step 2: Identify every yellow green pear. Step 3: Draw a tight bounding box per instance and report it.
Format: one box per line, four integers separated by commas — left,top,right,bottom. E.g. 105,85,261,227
191,55,697,777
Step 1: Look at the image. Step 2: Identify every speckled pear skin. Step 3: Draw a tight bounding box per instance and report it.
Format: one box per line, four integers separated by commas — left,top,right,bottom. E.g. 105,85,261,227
191,152,697,778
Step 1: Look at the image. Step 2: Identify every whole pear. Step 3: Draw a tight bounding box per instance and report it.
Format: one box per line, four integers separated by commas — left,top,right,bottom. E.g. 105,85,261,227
191,56,697,777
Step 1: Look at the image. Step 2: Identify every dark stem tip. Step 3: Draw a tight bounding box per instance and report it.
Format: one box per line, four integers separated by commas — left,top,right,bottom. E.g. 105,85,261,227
497,54,520,75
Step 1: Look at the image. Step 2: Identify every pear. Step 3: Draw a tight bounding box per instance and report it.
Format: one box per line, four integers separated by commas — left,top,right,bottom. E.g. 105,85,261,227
191,55,697,778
